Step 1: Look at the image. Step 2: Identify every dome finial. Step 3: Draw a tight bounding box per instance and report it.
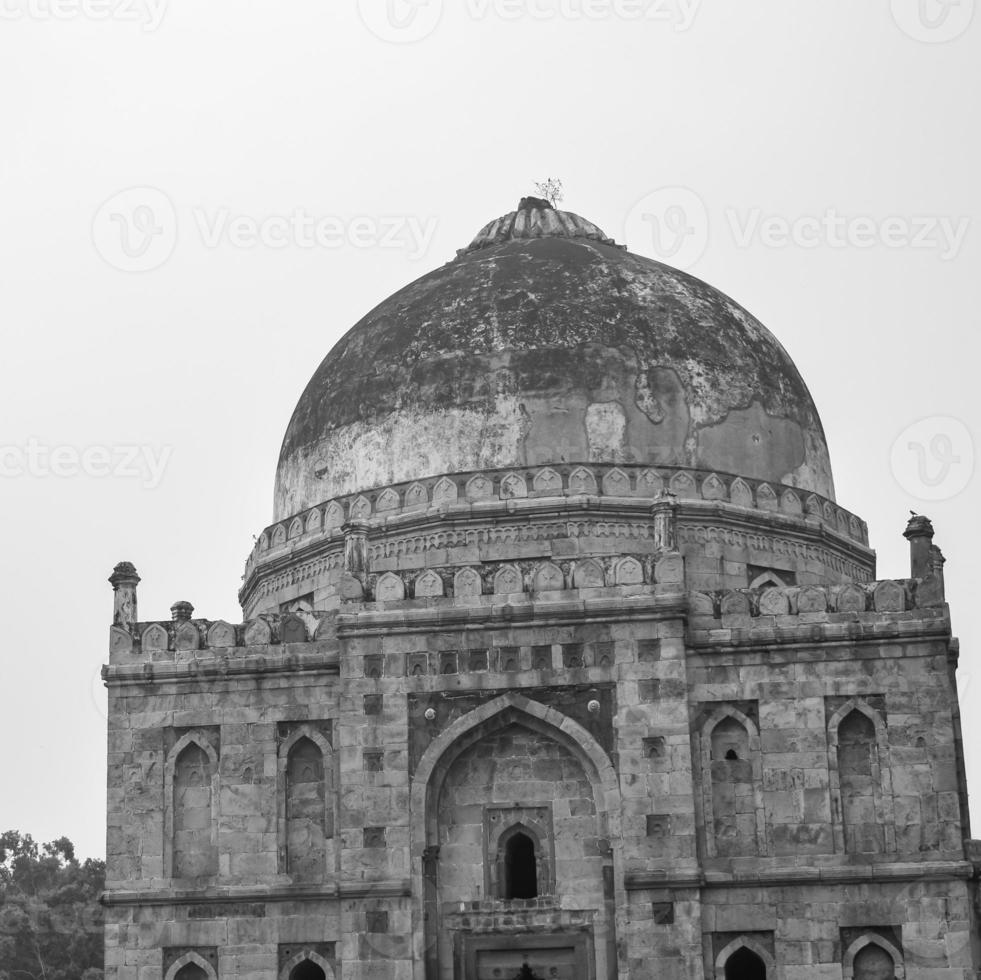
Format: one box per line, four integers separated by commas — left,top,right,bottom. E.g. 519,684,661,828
518,195,553,212
461,186,620,255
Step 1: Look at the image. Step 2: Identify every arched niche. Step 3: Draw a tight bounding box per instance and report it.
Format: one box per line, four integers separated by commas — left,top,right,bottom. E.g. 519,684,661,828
532,561,564,592
164,951,217,980
164,734,219,880
572,558,605,589
699,708,766,858
842,934,905,979
827,699,895,854
278,727,334,880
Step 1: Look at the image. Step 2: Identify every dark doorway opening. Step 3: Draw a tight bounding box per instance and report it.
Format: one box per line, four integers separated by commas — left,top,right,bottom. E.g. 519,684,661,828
504,832,538,899
289,961,326,980
725,946,767,980
174,966,209,980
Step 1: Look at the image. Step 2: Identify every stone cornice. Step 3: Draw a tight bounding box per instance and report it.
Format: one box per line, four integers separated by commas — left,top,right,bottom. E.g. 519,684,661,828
107,864,972,902
335,592,687,637
101,878,410,907
624,859,973,891
102,650,339,687
688,617,952,653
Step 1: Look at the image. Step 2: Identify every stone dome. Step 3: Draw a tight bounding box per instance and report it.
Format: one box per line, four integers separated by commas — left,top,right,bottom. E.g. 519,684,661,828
274,198,834,521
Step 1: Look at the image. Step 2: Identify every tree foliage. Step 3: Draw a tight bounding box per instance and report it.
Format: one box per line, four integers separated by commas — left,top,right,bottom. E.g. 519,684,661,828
0,831,104,980
534,177,564,207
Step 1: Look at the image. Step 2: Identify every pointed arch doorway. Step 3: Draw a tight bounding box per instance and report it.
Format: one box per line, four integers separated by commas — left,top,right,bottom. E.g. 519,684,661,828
414,693,619,980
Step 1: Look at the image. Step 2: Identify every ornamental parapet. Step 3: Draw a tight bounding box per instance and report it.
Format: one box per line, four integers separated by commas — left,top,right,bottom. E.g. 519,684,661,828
247,463,868,571
107,610,333,664
239,464,873,613
688,576,952,649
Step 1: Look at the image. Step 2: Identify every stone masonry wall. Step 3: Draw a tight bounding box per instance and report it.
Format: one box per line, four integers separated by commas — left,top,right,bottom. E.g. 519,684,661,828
105,552,975,979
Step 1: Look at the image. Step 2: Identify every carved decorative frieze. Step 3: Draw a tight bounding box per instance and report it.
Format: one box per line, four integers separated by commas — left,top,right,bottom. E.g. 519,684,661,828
248,464,870,570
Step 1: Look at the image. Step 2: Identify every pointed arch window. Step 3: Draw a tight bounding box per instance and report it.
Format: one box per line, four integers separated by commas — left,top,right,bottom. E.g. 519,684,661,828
714,937,775,980
278,949,335,980
290,961,327,980
504,831,538,899
174,965,210,980
487,814,553,900
724,946,767,979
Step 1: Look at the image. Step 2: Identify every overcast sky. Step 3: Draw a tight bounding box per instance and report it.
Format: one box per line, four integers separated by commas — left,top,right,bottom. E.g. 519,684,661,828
1,0,978,860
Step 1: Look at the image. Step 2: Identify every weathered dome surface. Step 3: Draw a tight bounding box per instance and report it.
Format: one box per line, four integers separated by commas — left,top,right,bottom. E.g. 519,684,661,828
274,201,835,520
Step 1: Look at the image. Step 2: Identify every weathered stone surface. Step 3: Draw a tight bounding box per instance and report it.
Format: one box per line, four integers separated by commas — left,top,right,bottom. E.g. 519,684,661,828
274,202,835,519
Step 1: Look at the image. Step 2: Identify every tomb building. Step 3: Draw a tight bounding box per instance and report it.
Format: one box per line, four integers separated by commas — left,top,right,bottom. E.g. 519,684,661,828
103,197,980,979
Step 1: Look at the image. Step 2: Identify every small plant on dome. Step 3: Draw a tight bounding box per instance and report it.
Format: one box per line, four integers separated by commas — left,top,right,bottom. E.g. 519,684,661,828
534,177,564,207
